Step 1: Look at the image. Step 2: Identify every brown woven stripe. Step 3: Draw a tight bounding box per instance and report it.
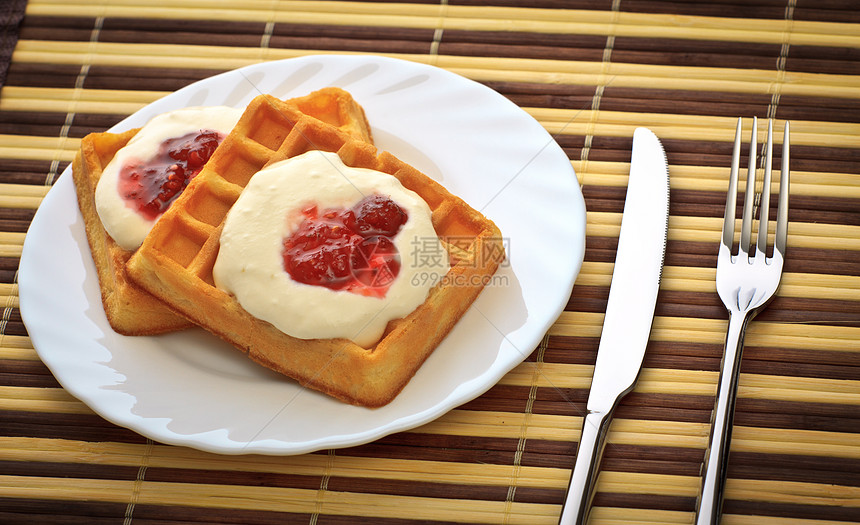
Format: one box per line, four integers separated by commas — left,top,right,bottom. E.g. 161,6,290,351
0,108,128,137
1,411,146,443
729,451,860,485
5,62,222,93
592,492,694,514
571,284,860,325
0,210,36,231
0,359,56,386
734,400,860,433
1,460,139,482
0,499,319,525
584,237,860,276
723,499,860,522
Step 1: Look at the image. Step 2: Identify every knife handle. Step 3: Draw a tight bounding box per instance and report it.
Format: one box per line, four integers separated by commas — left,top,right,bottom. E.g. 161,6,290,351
696,309,750,525
558,409,612,525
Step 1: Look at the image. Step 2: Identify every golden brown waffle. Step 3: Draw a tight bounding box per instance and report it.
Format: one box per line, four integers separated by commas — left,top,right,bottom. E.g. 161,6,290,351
290,87,373,143
127,94,505,407
72,88,373,335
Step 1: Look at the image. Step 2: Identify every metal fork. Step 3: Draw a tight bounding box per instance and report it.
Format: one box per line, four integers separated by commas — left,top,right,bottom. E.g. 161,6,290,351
695,117,790,525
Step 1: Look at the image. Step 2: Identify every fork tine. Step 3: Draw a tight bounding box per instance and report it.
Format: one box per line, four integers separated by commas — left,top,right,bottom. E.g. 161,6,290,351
722,118,743,251
756,120,774,258
740,117,758,257
775,121,790,257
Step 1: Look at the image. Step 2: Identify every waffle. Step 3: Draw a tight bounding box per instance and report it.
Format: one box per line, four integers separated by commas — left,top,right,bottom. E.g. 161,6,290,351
72,88,373,335
127,94,506,407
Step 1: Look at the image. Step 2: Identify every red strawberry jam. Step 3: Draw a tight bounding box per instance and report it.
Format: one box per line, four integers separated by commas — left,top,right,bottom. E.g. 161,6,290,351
282,194,408,297
117,130,224,220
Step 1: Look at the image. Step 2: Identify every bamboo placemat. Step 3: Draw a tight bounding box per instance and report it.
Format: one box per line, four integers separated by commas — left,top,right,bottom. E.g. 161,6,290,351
2,1,859,523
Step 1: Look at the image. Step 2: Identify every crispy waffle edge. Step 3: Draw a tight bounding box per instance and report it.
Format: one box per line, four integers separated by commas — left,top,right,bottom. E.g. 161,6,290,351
127,94,506,407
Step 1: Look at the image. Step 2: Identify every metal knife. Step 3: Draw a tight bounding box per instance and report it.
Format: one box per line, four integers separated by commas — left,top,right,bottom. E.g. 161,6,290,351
558,127,670,524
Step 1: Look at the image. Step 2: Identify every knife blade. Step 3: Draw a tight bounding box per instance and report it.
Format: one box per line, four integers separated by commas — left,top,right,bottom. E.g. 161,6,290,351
559,127,670,524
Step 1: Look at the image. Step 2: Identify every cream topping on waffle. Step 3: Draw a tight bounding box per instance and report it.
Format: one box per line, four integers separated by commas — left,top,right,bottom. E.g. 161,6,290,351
95,106,243,251
213,150,450,348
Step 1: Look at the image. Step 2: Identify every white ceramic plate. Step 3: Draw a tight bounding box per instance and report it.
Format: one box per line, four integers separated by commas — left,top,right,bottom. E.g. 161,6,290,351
19,55,585,455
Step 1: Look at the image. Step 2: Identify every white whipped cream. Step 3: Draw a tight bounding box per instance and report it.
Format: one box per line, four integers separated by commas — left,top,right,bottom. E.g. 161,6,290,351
212,150,449,347
95,106,243,251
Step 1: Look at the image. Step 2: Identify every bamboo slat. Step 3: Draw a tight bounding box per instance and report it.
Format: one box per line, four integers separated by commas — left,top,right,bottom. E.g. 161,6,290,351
577,262,860,301
0,335,33,351
0,474,560,524
0,437,570,488
0,386,94,415
550,313,860,351
0,345,34,360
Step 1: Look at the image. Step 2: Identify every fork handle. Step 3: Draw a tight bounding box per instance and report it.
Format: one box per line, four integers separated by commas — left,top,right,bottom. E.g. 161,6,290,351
696,309,751,525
